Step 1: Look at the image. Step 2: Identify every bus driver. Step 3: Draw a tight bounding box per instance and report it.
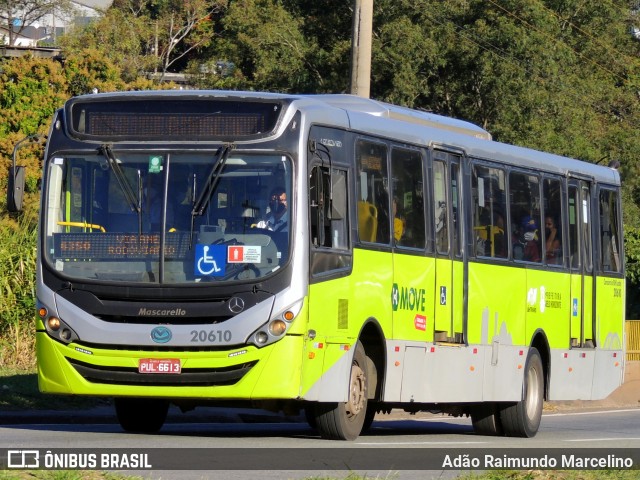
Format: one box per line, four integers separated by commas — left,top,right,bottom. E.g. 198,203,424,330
255,187,288,232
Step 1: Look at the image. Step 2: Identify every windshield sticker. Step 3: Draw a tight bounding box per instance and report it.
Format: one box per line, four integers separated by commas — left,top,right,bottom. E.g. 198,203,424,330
148,155,163,173
228,245,262,263
195,244,226,276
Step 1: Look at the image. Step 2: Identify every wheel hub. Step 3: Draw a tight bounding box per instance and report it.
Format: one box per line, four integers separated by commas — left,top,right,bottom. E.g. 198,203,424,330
346,364,366,417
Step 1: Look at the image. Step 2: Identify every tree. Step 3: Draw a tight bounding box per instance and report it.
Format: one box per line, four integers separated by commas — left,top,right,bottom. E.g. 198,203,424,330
195,0,317,92
65,1,226,82
0,0,75,46
59,7,157,82
152,0,225,81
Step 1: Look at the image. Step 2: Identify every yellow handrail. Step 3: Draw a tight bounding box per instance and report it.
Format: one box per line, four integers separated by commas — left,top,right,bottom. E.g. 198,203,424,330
57,221,106,232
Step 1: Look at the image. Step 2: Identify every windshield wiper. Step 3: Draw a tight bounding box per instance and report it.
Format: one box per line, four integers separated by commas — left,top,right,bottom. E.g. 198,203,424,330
190,144,234,245
100,144,142,236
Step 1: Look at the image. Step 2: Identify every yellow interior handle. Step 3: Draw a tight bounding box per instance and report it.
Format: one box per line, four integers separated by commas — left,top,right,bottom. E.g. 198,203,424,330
57,221,106,232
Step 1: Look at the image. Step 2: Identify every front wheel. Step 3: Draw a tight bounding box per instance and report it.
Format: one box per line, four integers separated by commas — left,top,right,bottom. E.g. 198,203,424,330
114,398,169,434
311,341,370,440
500,347,544,437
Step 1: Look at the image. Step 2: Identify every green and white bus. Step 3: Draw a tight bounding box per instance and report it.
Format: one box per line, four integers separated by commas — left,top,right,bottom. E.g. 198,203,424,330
10,91,625,440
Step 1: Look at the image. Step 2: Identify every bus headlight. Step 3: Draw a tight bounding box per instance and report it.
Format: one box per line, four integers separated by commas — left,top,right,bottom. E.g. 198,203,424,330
268,319,287,336
249,299,304,348
47,317,61,331
255,332,269,344
44,316,79,344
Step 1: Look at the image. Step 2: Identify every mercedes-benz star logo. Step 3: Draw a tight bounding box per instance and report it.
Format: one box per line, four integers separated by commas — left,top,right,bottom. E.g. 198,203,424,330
228,296,245,314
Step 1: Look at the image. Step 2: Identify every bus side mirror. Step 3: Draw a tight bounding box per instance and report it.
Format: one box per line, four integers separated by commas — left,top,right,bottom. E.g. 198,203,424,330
7,166,25,212
7,133,45,213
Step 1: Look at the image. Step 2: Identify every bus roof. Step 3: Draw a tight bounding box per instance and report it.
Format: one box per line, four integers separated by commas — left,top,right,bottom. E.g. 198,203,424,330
64,90,621,186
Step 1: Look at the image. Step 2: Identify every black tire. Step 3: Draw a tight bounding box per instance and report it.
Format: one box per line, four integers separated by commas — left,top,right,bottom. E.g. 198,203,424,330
470,402,503,436
361,402,377,433
304,404,317,430
114,398,169,434
312,341,370,440
499,347,544,438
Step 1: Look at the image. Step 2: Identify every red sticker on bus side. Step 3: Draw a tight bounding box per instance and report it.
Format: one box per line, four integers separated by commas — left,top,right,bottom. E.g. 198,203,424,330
414,314,426,331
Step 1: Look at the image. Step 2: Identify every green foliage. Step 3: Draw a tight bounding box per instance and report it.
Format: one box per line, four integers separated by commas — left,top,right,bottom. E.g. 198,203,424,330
198,0,312,92
0,215,37,368
60,8,157,82
0,57,67,136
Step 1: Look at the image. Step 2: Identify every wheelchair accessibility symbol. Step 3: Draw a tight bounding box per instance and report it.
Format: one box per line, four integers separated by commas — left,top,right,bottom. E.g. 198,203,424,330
195,244,226,276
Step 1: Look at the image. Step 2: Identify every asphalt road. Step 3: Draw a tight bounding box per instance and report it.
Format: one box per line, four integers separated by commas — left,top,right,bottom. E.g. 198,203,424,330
1,406,639,479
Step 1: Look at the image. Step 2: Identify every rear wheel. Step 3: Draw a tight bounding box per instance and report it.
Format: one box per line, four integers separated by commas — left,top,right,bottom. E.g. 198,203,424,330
500,347,544,437
114,398,169,434
470,402,503,436
312,341,370,440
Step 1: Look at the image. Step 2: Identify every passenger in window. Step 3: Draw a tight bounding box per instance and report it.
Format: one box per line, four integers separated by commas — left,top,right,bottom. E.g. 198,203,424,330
393,197,406,242
255,187,288,232
477,206,506,257
545,216,562,264
491,209,506,257
513,216,540,262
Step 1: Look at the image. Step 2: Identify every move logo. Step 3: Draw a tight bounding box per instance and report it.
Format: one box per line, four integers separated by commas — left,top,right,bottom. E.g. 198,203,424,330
391,283,426,312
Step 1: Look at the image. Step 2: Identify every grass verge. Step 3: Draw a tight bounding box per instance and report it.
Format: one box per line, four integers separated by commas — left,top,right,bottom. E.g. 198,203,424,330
0,367,106,411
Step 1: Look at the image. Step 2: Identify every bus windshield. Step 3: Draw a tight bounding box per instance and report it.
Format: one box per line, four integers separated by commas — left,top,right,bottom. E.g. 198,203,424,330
43,151,292,284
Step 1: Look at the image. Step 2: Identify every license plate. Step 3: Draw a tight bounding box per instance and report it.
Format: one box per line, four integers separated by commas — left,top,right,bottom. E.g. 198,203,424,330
138,358,181,374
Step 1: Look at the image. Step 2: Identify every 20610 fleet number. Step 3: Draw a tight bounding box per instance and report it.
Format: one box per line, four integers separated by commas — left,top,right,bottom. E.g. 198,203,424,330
190,329,232,342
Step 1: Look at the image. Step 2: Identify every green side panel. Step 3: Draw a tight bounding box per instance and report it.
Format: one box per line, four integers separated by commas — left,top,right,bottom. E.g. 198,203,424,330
36,331,304,400
570,273,582,343
522,268,571,349
249,335,304,399
570,273,595,345
467,262,527,345
583,275,594,343
595,276,625,349
308,248,393,341
434,258,452,336
468,262,575,348
432,258,464,339
453,259,464,337
392,253,435,342
302,248,393,395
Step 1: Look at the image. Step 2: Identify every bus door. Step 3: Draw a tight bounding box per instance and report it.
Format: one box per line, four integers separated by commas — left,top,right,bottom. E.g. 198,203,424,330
567,179,595,348
432,152,464,343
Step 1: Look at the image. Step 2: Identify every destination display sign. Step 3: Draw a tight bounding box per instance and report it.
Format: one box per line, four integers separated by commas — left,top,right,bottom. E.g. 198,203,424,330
53,232,192,260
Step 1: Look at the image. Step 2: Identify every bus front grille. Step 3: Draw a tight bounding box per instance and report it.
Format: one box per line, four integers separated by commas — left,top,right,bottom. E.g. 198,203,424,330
66,358,257,387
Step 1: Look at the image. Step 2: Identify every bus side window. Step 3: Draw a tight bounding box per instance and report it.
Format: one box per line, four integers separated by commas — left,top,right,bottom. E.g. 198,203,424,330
599,189,622,273
568,186,580,268
391,148,425,249
543,178,563,266
433,160,448,254
356,140,390,245
473,164,507,258
309,165,351,276
509,171,541,262
310,166,349,249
